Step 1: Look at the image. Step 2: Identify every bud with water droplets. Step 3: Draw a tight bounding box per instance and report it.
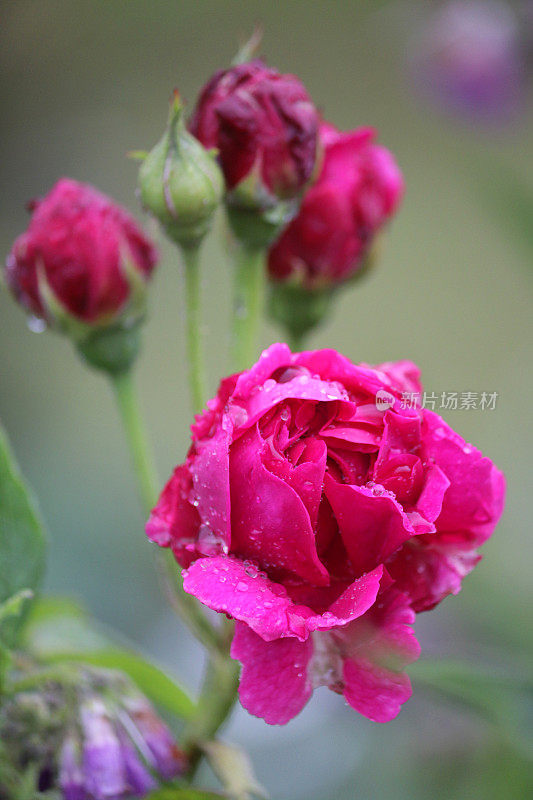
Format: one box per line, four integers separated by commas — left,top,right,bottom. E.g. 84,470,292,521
138,91,224,250
4,178,158,374
189,59,320,248
267,121,404,344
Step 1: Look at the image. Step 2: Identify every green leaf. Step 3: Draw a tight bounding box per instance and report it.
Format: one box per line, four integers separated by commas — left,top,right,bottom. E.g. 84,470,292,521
0,589,34,627
23,596,110,653
0,424,46,648
201,740,267,800
24,596,196,720
46,649,196,720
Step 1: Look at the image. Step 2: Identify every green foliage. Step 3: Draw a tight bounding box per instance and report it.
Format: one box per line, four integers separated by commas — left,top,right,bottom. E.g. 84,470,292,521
23,596,196,720
470,154,533,261
410,657,533,763
0,424,46,651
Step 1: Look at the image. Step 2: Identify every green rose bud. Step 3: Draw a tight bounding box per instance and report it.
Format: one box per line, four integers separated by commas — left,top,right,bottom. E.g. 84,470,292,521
138,91,224,249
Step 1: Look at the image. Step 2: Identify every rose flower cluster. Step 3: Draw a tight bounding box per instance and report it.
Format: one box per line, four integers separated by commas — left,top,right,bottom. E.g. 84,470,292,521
4,44,505,745
148,344,504,724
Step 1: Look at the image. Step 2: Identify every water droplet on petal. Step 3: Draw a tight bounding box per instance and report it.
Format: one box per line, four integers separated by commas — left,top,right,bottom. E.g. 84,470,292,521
27,315,47,333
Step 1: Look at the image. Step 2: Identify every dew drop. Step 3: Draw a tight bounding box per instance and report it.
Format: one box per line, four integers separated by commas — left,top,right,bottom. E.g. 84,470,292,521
236,581,249,592
27,316,47,334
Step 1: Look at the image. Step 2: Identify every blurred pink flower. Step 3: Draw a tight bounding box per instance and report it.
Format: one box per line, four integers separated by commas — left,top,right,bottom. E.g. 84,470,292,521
268,123,404,288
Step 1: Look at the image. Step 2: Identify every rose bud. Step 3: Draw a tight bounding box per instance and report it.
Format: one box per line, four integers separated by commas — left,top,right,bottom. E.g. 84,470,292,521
268,122,404,344
0,665,185,798
138,90,224,250
189,59,319,247
5,178,158,374
147,344,505,725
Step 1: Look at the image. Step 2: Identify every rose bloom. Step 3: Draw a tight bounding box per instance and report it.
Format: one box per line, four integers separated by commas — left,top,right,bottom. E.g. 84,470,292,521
189,60,318,202
147,344,504,724
5,178,157,325
268,123,404,288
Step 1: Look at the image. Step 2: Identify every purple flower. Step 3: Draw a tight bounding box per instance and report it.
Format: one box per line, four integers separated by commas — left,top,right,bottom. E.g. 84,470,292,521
80,698,127,799
413,0,525,121
122,695,187,782
59,734,86,800
54,670,186,800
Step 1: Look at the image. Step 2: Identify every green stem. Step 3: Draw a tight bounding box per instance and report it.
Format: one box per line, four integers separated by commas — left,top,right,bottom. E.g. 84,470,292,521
182,248,268,772
231,245,266,371
110,370,219,655
182,620,239,778
111,370,159,513
182,246,207,413
288,329,306,352
157,550,225,655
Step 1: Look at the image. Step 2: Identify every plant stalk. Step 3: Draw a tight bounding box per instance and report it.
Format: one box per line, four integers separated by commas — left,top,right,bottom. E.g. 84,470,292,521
231,245,265,371
182,246,207,413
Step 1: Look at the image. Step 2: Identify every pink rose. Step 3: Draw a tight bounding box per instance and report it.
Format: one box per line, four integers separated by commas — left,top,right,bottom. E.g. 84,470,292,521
5,178,157,325
189,60,319,202
268,123,404,288
147,344,504,724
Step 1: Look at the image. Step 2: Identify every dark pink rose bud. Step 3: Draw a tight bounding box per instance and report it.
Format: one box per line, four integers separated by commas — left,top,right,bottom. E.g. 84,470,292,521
190,59,319,247
147,344,505,726
6,178,157,326
267,122,404,343
5,178,158,373
268,122,404,289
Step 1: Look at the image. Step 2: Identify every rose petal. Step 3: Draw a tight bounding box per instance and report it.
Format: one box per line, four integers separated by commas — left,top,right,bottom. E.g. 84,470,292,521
182,556,303,641
191,422,232,548
146,465,200,566
423,411,505,544
230,427,329,585
388,541,481,611
307,565,384,631
263,436,327,530
374,361,422,396
325,475,417,575
334,590,420,722
413,463,450,524
231,622,314,725
234,343,293,399
296,350,388,397
183,557,383,641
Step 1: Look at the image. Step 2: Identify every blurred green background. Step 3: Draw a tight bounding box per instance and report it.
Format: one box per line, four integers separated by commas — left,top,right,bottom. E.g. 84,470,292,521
1,1,532,798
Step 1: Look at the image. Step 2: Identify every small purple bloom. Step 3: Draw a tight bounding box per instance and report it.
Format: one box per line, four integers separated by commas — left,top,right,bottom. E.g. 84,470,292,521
123,696,186,781
59,734,87,800
413,0,525,121
80,698,127,799
118,734,157,796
